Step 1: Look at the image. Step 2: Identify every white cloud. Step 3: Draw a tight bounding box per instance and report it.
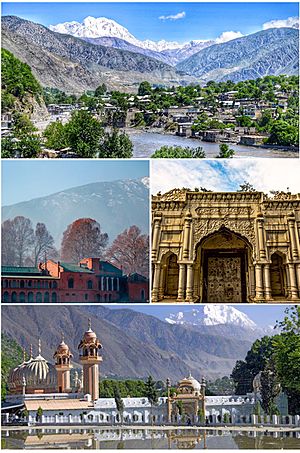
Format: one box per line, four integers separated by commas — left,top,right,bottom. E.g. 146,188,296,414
215,31,244,43
151,160,300,195
159,11,186,21
263,16,299,30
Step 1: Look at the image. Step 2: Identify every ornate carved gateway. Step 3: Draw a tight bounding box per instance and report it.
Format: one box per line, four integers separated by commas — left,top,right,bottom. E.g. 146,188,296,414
151,190,300,303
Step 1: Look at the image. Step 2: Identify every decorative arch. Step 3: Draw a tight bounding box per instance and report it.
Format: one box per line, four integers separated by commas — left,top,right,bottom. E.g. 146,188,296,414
270,251,287,299
161,252,179,298
195,226,253,303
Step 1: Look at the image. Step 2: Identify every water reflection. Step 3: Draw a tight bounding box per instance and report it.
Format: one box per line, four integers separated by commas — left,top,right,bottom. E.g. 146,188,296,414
2,427,300,449
128,131,298,159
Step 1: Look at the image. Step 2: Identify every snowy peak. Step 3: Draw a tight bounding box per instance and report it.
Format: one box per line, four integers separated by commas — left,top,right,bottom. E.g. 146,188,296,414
165,305,257,330
49,16,186,52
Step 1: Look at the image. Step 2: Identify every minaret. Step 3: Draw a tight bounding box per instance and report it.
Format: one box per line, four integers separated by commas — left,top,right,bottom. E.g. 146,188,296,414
78,319,102,401
53,334,73,393
201,377,206,416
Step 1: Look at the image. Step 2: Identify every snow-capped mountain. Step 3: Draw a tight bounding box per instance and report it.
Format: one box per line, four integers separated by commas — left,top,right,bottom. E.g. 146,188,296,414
50,16,184,52
165,305,257,330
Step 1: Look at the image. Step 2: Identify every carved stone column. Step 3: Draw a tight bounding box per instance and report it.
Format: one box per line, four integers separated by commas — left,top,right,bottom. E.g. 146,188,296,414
288,263,299,300
183,214,192,259
254,264,264,300
158,265,167,299
152,264,161,302
287,215,299,261
152,216,161,260
249,264,256,299
256,215,266,260
263,264,273,301
177,264,186,301
296,264,300,296
186,264,194,302
285,264,291,298
193,263,200,301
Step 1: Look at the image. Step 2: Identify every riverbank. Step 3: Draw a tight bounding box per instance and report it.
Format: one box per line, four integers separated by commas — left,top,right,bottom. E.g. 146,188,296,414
125,129,298,158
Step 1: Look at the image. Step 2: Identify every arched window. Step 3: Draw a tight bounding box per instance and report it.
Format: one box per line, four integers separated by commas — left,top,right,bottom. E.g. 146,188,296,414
53,281,58,289
3,280,8,288
3,291,9,302
44,292,49,302
108,294,112,301
87,280,93,289
36,292,42,302
20,280,25,288
52,292,57,302
19,292,25,302
11,292,17,302
141,289,145,301
28,280,32,287
28,292,34,303
68,278,74,289
11,280,17,288
84,294,88,301
96,294,101,302
37,281,41,289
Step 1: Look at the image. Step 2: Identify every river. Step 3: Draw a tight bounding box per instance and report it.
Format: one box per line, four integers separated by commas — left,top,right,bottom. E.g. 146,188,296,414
2,427,299,449
127,131,298,159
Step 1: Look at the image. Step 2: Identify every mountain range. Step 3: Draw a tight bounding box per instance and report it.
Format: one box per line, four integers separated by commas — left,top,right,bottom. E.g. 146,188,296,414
2,15,194,93
2,177,149,246
1,304,271,380
2,15,298,92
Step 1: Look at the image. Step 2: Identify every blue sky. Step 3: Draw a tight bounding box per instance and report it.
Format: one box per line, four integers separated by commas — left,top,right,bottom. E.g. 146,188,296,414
151,159,300,194
2,2,298,42
2,160,149,206
100,304,289,329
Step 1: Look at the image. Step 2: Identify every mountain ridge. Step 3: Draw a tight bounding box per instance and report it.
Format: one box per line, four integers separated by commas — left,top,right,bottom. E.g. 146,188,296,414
2,177,149,246
1,305,255,380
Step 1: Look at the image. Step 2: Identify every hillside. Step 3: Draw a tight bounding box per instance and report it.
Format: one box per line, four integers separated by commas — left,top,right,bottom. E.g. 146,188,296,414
1,333,24,400
1,305,254,381
2,16,193,93
1,48,48,120
2,177,149,246
177,28,299,82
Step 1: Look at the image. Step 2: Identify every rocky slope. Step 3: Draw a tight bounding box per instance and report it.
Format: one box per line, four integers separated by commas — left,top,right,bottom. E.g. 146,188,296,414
2,305,253,380
2,16,193,93
2,177,149,246
176,28,299,82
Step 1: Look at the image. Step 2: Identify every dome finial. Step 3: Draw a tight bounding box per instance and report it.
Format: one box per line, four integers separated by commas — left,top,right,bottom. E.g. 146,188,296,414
38,339,41,355
23,348,26,363
61,332,65,343
88,318,92,330
30,344,33,359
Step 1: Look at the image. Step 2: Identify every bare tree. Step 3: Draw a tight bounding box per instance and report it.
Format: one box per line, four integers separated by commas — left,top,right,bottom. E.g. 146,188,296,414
1,216,34,266
106,225,149,277
61,218,108,262
33,222,58,266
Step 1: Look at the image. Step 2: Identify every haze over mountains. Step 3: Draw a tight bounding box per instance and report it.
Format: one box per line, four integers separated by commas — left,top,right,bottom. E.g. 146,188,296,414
2,304,270,380
2,177,149,246
2,15,298,92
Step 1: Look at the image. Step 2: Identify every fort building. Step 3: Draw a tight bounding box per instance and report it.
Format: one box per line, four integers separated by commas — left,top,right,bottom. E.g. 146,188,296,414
151,189,300,303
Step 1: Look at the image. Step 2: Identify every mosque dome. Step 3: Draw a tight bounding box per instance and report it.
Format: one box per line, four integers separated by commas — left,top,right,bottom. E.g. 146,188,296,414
177,374,202,393
8,341,57,394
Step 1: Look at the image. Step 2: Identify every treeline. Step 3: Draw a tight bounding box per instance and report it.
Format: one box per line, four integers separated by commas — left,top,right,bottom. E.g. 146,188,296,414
1,217,149,277
231,306,300,415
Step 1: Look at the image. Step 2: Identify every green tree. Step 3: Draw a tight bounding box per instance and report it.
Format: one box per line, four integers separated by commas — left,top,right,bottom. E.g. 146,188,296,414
238,182,256,192
17,135,42,158
114,384,125,424
43,121,68,150
100,129,133,158
273,306,300,414
95,83,107,97
216,144,235,158
1,138,15,158
236,116,253,127
65,110,104,157
267,120,298,146
260,361,280,415
151,145,206,158
12,113,37,139
145,376,159,424
36,406,43,422
138,81,152,96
